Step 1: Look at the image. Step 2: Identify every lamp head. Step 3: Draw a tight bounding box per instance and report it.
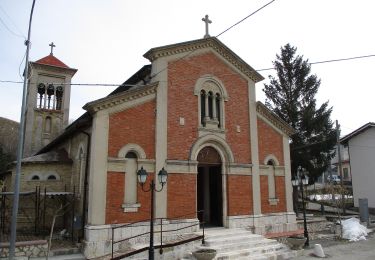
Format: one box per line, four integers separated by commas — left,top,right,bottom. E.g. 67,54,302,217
158,167,168,186
137,167,148,185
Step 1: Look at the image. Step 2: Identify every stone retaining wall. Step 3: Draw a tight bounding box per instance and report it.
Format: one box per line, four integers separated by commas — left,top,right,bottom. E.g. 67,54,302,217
0,240,47,258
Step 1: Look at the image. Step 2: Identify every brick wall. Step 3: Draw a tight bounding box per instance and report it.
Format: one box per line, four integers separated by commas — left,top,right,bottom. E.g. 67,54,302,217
227,175,253,215
257,118,284,165
106,171,154,224
167,52,251,163
167,174,196,219
260,175,286,213
108,100,156,158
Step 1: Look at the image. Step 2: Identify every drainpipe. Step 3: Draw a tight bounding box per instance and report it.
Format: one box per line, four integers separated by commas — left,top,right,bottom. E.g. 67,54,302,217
79,130,91,242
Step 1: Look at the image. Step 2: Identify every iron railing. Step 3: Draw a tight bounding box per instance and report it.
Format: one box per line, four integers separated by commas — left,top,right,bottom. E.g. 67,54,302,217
111,210,205,259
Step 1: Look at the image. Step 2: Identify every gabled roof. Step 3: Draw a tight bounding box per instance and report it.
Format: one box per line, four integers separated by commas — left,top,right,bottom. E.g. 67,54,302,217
21,149,72,164
340,122,375,144
256,102,295,136
144,37,264,83
35,54,70,68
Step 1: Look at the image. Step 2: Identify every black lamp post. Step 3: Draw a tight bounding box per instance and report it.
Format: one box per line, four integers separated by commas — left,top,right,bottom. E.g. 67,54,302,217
292,166,309,247
137,166,168,260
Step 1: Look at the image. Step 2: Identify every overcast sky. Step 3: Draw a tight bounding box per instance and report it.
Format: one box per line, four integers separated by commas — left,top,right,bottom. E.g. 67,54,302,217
1,0,374,136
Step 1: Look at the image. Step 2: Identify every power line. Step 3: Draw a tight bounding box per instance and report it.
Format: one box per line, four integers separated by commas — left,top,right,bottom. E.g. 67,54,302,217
150,0,276,80
216,0,275,37
0,16,25,39
2,52,375,87
256,54,375,72
0,4,26,39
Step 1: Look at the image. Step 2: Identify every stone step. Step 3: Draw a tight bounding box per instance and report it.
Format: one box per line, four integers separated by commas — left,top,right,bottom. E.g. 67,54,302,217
214,243,287,259
186,228,294,260
204,234,265,246
203,239,279,253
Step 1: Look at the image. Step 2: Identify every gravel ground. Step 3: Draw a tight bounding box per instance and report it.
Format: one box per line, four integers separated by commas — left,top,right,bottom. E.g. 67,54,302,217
295,231,375,259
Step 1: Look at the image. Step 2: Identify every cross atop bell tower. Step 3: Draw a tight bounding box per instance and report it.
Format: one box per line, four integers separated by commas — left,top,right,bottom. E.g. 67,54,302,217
49,42,56,55
202,15,212,39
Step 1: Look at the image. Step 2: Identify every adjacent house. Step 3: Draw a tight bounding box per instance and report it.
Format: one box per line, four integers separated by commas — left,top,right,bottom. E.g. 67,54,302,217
341,122,375,209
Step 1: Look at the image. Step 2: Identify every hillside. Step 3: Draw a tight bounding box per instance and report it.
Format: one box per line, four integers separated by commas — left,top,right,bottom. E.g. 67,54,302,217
0,117,19,158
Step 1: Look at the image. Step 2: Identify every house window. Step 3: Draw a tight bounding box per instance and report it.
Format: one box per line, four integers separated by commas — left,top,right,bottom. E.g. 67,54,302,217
195,77,228,130
343,168,349,179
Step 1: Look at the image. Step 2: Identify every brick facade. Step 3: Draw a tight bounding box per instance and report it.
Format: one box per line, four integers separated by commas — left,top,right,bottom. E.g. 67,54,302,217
167,174,196,219
260,175,286,213
167,52,251,163
257,118,284,165
108,100,156,158
227,175,253,215
106,171,154,224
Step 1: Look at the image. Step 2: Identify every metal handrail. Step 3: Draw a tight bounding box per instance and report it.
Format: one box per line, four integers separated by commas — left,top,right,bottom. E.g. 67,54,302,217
111,210,204,259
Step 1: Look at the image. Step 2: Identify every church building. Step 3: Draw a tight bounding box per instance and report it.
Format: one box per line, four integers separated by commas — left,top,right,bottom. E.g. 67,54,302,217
7,33,298,258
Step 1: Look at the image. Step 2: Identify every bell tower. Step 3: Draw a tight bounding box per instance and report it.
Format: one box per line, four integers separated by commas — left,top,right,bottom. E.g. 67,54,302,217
23,43,77,157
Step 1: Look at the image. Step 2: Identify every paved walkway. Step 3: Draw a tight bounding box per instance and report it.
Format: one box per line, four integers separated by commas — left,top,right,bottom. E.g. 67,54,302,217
296,231,375,259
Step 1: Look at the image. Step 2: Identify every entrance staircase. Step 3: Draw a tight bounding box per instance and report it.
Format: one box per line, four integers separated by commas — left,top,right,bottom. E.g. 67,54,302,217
183,228,295,260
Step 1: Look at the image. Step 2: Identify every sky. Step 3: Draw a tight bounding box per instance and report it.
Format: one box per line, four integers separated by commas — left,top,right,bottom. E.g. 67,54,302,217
1,0,375,136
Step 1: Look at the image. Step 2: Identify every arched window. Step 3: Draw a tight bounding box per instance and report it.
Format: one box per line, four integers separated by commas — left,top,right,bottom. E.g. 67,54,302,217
195,77,228,130
55,86,63,110
216,93,221,127
200,90,206,125
31,175,40,180
37,83,46,108
124,151,138,207
47,175,57,180
47,84,55,109
208,91,214,119
266,158,277,201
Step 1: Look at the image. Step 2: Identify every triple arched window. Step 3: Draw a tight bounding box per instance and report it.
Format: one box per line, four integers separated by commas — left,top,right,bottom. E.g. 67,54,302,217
37,83,63,110
195,77,228,130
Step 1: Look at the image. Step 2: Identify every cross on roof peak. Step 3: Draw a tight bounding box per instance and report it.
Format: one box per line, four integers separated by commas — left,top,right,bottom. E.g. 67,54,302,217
202,15,212,39
49,42,56,55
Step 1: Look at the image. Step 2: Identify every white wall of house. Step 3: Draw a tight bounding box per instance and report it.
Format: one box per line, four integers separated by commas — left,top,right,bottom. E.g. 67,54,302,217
348,127,375,208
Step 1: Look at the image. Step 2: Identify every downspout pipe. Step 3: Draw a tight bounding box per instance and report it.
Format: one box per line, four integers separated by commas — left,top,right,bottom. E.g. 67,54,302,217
79,130,91,242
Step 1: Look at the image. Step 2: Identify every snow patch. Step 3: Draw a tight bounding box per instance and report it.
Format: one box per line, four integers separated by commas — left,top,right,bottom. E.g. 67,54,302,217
341,218,371,242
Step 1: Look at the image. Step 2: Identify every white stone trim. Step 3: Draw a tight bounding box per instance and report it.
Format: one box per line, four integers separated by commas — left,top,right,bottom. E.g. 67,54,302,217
193,75,228,101
189,134,234,163
263,154,280,166
268,198,279,206
283,136,293,212
122,203,141,212
151,57,168,218
143,37,263,83
166,160,198,174
228,163,252,175
248,80,261,215
88,110,109,225
117,143,146,159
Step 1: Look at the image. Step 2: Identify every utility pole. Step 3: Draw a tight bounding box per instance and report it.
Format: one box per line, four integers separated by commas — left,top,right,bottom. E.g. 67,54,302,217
336,120,345,215
9,0,36,258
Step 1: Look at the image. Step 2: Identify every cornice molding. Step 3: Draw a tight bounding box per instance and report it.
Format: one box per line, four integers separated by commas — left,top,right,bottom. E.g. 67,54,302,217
256,101,295,137
83,82,158,113
30,62,77,76
144,37,264,83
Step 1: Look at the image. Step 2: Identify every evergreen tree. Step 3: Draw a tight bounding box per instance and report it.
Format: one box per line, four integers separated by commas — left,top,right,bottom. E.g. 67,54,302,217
263,44,336,182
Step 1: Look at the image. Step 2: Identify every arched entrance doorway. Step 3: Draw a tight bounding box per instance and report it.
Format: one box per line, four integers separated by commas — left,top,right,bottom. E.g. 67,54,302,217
197,146,223,226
